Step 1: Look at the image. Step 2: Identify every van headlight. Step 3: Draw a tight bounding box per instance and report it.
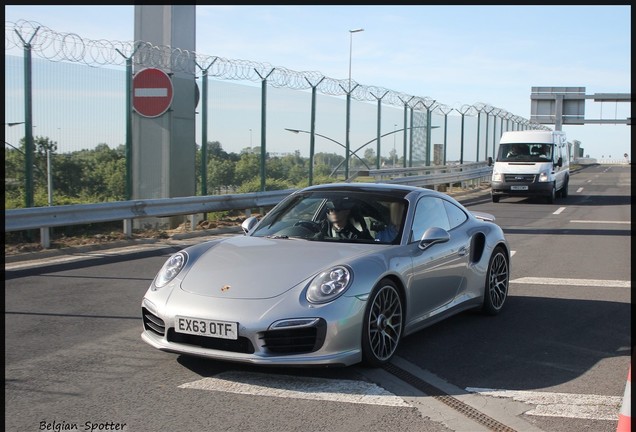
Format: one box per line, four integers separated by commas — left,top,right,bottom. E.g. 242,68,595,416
538,171,549,182
492,171,502,182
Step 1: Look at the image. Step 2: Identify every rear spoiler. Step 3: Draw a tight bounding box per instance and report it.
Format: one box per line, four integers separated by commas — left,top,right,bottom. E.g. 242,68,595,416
471,211,496,222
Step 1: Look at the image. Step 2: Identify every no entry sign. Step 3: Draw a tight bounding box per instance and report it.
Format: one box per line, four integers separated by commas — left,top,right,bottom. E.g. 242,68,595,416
133,68,173,118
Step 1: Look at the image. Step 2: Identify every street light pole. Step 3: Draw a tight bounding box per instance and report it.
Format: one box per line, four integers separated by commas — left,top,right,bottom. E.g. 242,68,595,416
345,28,364,179
393,123,397,167
348,28,364,92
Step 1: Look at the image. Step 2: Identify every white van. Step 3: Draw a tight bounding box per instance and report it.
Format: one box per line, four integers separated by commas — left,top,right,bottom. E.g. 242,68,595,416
489,130,569,203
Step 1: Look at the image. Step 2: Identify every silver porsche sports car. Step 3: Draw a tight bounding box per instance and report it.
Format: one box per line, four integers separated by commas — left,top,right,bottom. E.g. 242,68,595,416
141,183,510,367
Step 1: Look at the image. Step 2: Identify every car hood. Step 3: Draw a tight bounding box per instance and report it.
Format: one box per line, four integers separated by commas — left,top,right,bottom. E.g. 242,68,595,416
180,235,374,299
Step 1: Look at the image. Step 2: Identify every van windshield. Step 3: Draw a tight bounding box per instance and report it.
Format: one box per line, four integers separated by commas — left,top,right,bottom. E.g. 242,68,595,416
497,143,553,162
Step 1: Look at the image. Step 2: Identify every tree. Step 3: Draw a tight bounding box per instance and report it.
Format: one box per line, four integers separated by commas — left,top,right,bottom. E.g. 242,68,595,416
234,152,261,185
207,157,236,193
363,147,376,167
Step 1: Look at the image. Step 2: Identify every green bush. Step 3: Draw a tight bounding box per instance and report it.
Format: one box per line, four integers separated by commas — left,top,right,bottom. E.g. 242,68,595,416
236,177,294,193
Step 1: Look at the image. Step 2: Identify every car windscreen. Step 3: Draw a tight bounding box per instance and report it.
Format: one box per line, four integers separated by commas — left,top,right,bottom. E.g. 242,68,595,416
249,191,408,244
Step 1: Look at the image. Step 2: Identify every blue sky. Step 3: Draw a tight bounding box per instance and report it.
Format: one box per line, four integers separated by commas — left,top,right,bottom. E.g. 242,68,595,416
4,5,632,161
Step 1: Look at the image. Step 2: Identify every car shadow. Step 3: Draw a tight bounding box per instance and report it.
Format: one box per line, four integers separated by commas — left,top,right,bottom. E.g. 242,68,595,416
176,295,630,396
395,295,631,392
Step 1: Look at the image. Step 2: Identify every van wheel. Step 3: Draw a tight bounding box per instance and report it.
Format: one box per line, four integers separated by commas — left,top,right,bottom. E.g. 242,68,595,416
546,185,556,204
560,179,569,198
492,195,500,203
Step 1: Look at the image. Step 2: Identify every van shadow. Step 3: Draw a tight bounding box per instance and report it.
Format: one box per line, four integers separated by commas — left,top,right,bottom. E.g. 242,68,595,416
492,194,631,206
459,193,631,208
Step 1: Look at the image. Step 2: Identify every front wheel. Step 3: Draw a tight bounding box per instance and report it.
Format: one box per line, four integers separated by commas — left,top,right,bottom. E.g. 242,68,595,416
492,194,500,203
361,279,403,367
546,184,556,204
481,246,509,315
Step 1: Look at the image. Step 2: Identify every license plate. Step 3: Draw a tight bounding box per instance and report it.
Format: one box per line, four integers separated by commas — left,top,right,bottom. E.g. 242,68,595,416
175,316,238,340
510,185,528,190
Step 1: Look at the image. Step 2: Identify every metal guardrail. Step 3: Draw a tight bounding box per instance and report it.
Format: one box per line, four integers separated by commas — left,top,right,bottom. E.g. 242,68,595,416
5,189,295,249
370,162,492,187
5,163,492,248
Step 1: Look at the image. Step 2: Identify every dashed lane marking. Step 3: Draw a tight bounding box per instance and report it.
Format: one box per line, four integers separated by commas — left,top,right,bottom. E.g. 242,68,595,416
511,277,630,288
570,220,630,224
466,387,621,421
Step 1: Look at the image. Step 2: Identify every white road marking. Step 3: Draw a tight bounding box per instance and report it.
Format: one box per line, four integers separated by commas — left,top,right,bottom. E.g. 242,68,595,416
576,187,584,192
179,371,411,407
570,220,630,224
511,277,630,288
510,250,516,257
553,207,566,215
466,387,621,420
4,244,165,270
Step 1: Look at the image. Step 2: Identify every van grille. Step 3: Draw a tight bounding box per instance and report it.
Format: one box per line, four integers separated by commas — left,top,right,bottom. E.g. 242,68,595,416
504,174,536,183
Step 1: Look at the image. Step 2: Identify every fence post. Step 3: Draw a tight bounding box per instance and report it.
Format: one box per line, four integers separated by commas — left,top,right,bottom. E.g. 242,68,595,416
39,227,50,249
123,219,133,238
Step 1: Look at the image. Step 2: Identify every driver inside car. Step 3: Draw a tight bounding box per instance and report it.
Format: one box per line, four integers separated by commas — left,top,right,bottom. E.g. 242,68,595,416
323,198,373,240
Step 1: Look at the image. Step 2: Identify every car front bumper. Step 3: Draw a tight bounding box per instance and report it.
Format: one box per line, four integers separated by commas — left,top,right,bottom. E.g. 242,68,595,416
140,289,367,367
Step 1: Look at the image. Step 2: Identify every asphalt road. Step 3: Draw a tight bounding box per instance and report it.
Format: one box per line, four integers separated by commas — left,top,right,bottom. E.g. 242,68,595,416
5,164,631,432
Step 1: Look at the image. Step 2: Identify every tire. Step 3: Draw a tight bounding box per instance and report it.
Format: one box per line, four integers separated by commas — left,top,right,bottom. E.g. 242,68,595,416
481,246,509,316
560,178,569,198
361,279,403,367
546,184,556,204
492,195,500,203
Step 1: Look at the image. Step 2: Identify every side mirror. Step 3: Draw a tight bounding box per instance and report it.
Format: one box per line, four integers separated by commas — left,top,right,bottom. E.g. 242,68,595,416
241,216,259,234
418,226,450,251
555,157,563,168
487,156,493,166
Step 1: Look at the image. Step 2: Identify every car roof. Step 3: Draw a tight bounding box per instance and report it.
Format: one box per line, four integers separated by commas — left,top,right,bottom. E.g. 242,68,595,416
301,182,432,195
298,182,465,209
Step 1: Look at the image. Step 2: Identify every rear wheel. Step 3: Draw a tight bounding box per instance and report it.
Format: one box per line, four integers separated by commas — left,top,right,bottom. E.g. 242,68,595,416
560,178,569,198
492,194,500,203
482,246,509,315
361,279,403,367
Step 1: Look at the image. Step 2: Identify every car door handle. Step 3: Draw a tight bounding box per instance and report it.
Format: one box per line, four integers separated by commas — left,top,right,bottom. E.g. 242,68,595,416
458,247,467,256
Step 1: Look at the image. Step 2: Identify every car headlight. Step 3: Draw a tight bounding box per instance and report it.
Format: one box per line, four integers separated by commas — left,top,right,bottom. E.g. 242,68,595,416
154,252,187,288
538,170,549,182
492,171,502,182
306,266,352,304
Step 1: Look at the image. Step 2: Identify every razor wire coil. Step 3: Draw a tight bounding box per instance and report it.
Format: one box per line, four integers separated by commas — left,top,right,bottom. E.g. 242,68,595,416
5,19,544,128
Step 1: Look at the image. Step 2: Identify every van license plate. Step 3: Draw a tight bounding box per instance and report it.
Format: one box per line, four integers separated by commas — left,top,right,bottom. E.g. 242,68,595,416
511,185,528,190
